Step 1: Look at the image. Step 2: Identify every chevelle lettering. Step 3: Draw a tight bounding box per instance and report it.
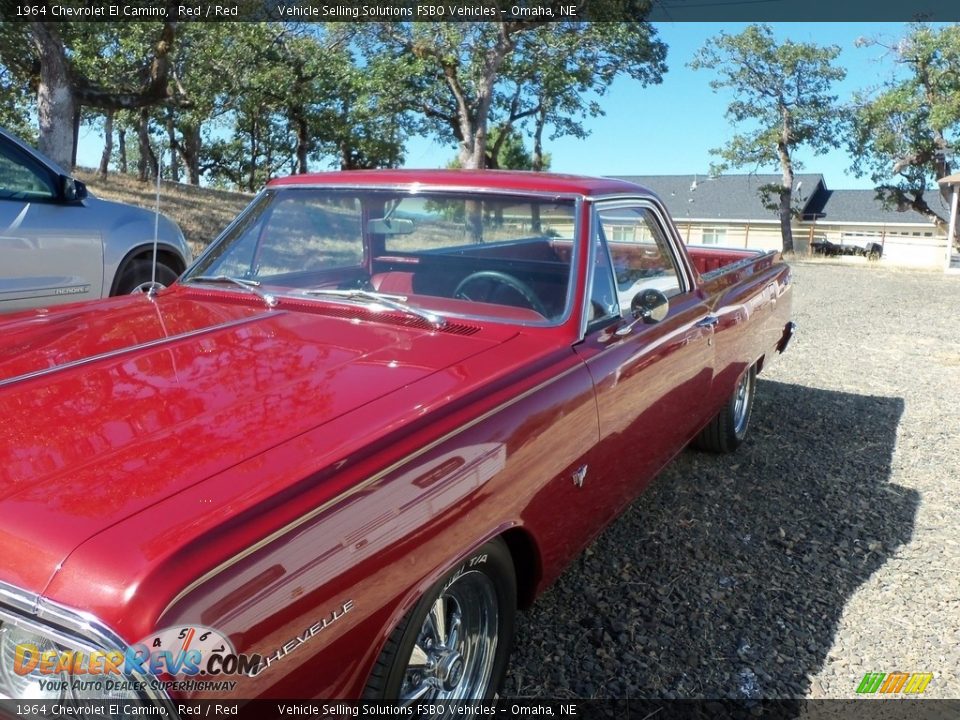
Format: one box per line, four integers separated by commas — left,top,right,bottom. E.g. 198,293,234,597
0,170,793,709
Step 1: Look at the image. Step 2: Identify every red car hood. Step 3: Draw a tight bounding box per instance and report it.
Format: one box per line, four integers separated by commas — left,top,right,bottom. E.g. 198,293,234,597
0,288,514,596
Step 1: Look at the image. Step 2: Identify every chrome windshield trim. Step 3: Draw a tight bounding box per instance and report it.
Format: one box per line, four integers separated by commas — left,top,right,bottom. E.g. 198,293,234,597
0,580,174,707
187,188,584,330
266,183,586,202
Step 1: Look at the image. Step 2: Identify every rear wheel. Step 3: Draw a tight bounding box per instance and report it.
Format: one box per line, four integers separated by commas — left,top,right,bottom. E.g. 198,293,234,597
364,539,516,708
695,364,756,453
114,258,179,295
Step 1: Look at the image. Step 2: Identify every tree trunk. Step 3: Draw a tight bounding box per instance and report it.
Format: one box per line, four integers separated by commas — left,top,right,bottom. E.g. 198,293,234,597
295,116,309,174
532,105,547,173
339,140,352,170
248,116,259,192
118,127,127,174
137,108,157,182
166,111,179,183
778,184,795,254
777,113,795,254
179,124,201,185
30,22,76,170
71,109,81,169
458,135,482,169
98,110,114,178
29,22,182,170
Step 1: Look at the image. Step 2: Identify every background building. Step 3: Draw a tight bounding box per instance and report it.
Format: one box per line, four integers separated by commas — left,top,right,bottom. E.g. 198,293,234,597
616,174,954,268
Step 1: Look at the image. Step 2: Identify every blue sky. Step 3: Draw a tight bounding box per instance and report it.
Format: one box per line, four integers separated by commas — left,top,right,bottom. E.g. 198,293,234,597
402,22,914,190
75,22,913,190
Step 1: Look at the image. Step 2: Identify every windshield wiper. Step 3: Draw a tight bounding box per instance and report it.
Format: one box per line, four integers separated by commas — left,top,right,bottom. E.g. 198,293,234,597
184,275,278,308
301,288,445,330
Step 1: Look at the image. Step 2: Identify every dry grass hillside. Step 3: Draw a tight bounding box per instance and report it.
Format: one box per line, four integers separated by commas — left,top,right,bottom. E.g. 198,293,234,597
74,170,253,256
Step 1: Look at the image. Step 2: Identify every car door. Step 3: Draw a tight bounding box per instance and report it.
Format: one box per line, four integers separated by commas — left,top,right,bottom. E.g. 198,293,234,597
0,136,102,312
574,200,716,505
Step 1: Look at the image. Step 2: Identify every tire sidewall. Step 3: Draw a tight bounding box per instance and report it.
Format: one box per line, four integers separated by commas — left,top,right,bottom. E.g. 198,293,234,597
116,258,179,295
377,539,516,701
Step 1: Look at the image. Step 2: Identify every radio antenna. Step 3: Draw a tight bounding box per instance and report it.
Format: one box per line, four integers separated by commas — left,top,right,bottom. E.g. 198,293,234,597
148,155,162,298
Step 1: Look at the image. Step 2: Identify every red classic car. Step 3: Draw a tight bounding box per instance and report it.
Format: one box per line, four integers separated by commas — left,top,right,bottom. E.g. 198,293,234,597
0,170,793,708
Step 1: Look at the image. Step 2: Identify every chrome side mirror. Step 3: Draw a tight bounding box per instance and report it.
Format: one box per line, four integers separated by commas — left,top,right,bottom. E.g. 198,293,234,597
615,288,669,336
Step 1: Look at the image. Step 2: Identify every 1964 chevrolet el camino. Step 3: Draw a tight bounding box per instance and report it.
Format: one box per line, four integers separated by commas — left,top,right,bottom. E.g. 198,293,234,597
0,170,794,707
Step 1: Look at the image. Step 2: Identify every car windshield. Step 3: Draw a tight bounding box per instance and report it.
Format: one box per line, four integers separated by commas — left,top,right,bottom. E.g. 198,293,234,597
184,188,578,325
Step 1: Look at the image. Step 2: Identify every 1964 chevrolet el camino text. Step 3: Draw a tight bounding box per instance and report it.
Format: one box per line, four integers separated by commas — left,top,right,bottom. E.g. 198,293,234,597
0,171,793,707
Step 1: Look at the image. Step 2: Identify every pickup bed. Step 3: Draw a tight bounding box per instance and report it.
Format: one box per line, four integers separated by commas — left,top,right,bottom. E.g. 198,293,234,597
0,170,793,708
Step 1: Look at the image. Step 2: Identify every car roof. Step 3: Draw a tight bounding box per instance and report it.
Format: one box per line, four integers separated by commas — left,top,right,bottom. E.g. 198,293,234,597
267,169,652,198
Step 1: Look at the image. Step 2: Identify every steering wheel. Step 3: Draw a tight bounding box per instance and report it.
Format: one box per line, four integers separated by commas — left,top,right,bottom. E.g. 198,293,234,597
453,271,549,318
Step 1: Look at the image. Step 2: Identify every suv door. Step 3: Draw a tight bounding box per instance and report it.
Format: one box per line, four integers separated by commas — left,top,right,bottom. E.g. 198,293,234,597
574,200,716,502
0,135,102,312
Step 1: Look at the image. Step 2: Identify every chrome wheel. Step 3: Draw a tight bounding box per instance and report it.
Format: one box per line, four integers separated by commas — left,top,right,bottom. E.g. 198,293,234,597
695,364,756,453
131,281,166,294
732,369,752,435
400,571,498,704
363,540,515,705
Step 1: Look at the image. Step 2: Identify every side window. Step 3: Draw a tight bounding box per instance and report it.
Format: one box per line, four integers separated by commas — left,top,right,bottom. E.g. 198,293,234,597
587,224,619,329
598,205,683,316
0,142,56,200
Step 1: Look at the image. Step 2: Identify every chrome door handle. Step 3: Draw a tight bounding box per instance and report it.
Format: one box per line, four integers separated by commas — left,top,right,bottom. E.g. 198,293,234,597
696,315,719,328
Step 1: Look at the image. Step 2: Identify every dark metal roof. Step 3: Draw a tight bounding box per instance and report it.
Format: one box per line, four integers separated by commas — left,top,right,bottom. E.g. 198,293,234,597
611,174,825,222
612,173,944,227
802,188,945,225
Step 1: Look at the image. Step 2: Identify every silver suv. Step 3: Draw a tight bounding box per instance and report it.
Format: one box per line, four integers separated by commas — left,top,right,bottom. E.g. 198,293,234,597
0,127,191,313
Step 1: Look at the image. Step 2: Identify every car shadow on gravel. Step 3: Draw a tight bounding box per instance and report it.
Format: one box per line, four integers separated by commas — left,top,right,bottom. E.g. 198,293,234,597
503,379,917,700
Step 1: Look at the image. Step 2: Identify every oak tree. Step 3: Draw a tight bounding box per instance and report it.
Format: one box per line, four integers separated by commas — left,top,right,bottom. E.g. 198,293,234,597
357,18,664,170
848,24,960,248
691,24,846,253
0,16,186,169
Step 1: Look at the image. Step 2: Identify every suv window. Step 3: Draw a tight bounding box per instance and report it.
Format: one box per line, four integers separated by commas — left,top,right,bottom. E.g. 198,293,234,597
0,140,56,201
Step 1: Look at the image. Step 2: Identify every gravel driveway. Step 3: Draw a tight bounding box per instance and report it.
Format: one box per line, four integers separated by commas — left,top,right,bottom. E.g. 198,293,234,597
502,262,960,700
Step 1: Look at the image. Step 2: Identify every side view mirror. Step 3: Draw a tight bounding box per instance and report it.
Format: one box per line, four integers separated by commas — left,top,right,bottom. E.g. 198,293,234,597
368,217,414,235
61,176,87,202
615,288,669,336
631,288,670,323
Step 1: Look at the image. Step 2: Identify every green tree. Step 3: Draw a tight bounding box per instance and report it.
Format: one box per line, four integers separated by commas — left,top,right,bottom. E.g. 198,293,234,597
357,19,664,170
0,62,35,142
285,30,409,172
691,24,846,253
501,24,665,172
0,16,185,169
447,128,549,171
201,25,407,189
848,24,960,249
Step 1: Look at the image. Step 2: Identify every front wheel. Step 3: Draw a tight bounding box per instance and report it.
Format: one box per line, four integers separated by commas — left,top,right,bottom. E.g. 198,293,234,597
363,539,516,709
114,258,179,295
695,364,756,453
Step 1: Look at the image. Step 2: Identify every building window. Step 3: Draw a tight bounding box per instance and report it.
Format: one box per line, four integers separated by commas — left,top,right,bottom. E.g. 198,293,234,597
701,227,726,245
